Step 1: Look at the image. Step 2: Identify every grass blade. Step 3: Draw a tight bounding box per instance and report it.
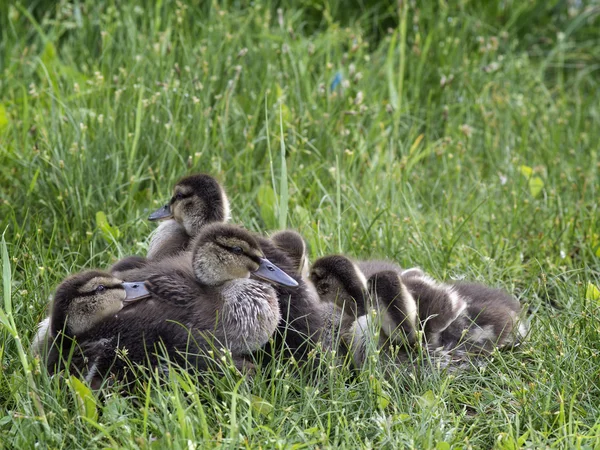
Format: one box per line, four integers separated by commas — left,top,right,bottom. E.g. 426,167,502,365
278,103,289,230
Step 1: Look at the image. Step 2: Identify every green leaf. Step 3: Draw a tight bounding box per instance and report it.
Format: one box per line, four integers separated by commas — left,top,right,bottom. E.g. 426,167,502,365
2,238,12,317
436,442,450,450
585,283,600,302
394,413,410,422
95,211,121,242
40,41,57,66
418,390,436,410
0,415,12,426
69,375,98,421
517,430,530,447
278,103,289,230
519,165,533,177
39,41,60,93
518,165,544,197
0,308,10,330
496,432,517,450
0,104,8,132
528,176,544,197
386,29,399,110
256,184,277,229
28,168,40,195
250,395,273,417
274,84,290,124
369,376,390,410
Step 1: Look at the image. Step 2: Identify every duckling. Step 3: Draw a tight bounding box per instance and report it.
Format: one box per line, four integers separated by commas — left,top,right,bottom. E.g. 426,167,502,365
436,281,527,353
309,255,370,318
116,223,296,356
147,173,231,260
309,257,417,337
249,235,337,361
108,173,230,279
270,230,310,277
48,271,149,338
346,270,419,367
399,270,468,348
396,268,527,353
45,271,248,387
367,271,418,344
30,272,149,358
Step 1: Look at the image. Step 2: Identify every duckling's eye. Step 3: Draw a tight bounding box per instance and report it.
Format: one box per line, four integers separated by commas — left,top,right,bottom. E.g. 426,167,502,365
174,192,184,201
95,285,106,293
229,246,243,255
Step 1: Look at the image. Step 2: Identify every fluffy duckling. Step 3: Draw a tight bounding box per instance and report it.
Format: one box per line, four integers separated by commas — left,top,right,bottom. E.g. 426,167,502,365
42,270,188,383
48,271,149,338
117,223,295,355
346,270,419,367
270,230,310,278
146,173,231,260
309,255,370,318
249,235,338,361
110,173,230,278
437,281,527,353
391,269,526,353
399,270,467,348
31,272,149,358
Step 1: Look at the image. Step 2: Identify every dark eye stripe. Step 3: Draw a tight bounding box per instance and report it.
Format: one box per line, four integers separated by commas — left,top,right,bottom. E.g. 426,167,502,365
171,193,192,202
78,285,122,298
213,242,261,263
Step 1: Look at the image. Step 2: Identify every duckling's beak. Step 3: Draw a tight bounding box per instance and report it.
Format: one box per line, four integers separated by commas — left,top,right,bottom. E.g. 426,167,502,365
148,204,173,221
122,282,151,305
253,258,299,287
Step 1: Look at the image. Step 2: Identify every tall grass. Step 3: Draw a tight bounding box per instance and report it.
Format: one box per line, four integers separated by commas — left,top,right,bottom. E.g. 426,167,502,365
1,0,599,447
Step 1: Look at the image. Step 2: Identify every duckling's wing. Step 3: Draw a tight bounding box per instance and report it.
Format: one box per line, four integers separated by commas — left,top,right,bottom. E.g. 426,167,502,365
145,270,203,307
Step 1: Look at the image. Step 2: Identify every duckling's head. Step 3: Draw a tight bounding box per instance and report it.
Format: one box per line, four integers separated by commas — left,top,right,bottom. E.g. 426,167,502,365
51,271,150,336
149,173,230,236
192,223,298,287
309,255,368,316
367,271,403,303
270,230,309,276
368,270,418,344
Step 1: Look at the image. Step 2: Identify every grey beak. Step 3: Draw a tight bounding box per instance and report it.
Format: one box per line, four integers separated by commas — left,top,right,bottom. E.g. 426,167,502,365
122,282,151,305
148,204,173,221
253,257,299,287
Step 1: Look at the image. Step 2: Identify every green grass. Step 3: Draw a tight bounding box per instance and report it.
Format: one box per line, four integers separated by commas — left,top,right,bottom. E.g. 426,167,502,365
1,0,600,447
